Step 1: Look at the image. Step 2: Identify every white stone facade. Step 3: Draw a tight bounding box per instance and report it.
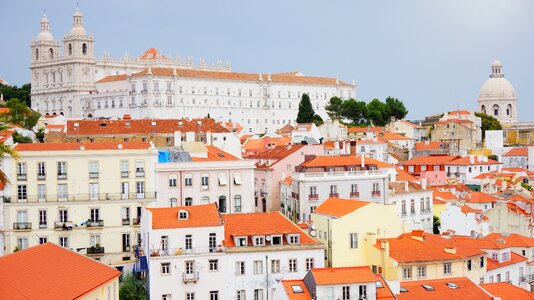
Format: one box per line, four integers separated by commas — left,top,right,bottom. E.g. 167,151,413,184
477,60,518,124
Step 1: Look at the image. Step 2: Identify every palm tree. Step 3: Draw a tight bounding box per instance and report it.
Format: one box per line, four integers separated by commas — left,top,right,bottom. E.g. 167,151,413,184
0,123,19,186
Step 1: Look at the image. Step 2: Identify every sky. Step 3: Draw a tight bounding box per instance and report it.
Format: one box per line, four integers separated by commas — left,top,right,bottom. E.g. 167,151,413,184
1,0,533,120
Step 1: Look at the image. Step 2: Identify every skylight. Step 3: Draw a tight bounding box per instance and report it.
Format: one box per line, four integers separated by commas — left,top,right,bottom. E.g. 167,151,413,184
376,280,384,288
446,282,459,289
400,287,408,293
421,284,435,291
291,285,303,293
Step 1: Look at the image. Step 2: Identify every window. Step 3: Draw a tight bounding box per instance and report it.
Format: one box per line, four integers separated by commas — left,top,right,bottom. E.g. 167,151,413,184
59,209,68,223
329,184,337,195
209,233,217,250
310,186,317,196
201,174,209,189
185,174,193,186
37,162,46,179
289,259,297,272
233,172,242,185
306,258,314,271
480,256,485,268
90,208,100,221
443,263,451,275
39,237,47,244
492,253,498,260
169,175,177,187
288,234,300,244
17,185,27,200
135,160,145,177
121,182,129,199
418,266,426,278
254,260,263,274
402,267,412,280
185,197,192,206
209,259,218,271
359,286,367,298
162,294,171,300
271,259,280,273
236,237,247,247
120,160,129,177
254,236,265,247
186,293,194,300
57,184,68,200
39,210,47,228
136,181,145,197
89,183,99,200
160,262,171,274
17,162,27,179
210,291,219,300
410,199,415,214
17,237,28,250
58,161,67,178
179,210,188,219
254,289,263,300
185,235,192,250
236,261,245,275
234,195,242,212
59,236,68,248
501,251,510,261
342,286,350,300
89,161,99,178
236,291,246,300
121,207,130,224
467,259,472,271
218,173,228,186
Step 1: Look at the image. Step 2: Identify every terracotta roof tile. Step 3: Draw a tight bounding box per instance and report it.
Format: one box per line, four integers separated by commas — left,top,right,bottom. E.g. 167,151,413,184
376,273,396,299
300,155,394,169
314,198,370,217
503,147,528,157
0,243,120,300
190,145,240,162
398,155,460,166
0,130,14,142
281,280,312,300
463,191,499,204
396,167,419,181
487,252,527,270
347,126,384,133
148,203,223,229
281,176,292,186
376,131,413,141
481,282,534,300
485,233,534,247
14,142,151,151
221,212,319,248
448,110,472,115
138,47,168,60
311,266,377,285
446,156,501,166
415,141,449,151
397,277,492,300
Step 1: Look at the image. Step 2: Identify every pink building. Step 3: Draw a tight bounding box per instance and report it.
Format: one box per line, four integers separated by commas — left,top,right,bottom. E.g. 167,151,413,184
420,170,448,186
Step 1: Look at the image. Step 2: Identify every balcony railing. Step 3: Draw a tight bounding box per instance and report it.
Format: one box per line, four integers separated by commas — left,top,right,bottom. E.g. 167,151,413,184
308,194,319,201
350,192,360,198
123,245,131,252
122,218,131,225
133,217,141,226
57,173,67,180
86,220,104,228
136,170,145,177
182,271,200,283
13,222,32,230
521,274,534,282
87,246,105,255
37,173,46,180
2,192,157,203
17,173,27,180
371,191,381,197
291,192,299,199
54,221,74,230
39,222,47,229
121,171,129,178
329,193,339,198
150,246,225,257
89,172,99,179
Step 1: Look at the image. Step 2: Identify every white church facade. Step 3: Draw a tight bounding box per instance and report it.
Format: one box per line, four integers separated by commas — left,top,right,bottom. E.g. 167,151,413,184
30,8,355,134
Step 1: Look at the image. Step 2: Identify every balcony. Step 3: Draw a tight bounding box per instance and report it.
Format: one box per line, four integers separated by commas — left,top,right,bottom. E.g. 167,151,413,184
136,170,145,177
123,245,131,252
291,192,299,199
371,191,381,197
133,217,141,226
401,212,407,218
329,193,339,198
57,173,67,180
89,172,99,179
182,271,200,283
297,169,387,180
4,192,157,203
39,222,47,229
37,173,46,180
87,246,105,255
350,192,360,198
121,171,129,178
13,222,32,230
54,221,74,230
308,194,319,201
122,218,131,225
150,246,225,257
3,196,10,203
17,173,27,180
86,220,104,228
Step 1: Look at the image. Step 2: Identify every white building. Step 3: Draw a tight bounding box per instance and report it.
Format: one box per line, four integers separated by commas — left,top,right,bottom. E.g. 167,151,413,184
2,142,158,270
477,60,518,124
387,119,427,142
141,203,324,300
291,123,323,145
155,144,255,213
502,148,528,169
30,9,355,134
440,204,490,237
445,155,502,182
389,181,434,232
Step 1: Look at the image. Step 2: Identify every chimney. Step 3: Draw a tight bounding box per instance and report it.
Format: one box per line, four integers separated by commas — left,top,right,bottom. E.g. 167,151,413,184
444,246,457,254
380,240,390,257
361,155,365,168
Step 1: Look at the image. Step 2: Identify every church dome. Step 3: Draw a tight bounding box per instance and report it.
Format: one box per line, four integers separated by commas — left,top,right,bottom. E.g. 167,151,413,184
37,14,54,41
69,7,86,36
477,60,516,102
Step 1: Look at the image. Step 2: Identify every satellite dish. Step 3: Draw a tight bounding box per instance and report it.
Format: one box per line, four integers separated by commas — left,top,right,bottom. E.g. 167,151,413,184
118,144,123,149
310,230,317,237
265,235,272,241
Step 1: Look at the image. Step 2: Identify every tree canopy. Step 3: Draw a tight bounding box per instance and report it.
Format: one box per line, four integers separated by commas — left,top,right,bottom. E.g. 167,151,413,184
474,112,502,140
119,273,147,300
385,96,409,120
367,98,389,126
341,98,368,125
1,98,40,130
296,93,315,123
324,96,343,120
0,83,31,107
324,96,408,126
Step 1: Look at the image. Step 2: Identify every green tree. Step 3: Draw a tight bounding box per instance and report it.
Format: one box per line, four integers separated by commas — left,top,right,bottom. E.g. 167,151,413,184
12,131,32,143
341,98,367,125
312,114,324,127
35,128,45,143
296,93,315,123
0,123,19,186
488,154,498,161
2,98,40,129
385,97,408,120
433,216,441,234
0,83,31,107
366,98,388,126
474,112,502,140
324,96,343,121
119,273,147,300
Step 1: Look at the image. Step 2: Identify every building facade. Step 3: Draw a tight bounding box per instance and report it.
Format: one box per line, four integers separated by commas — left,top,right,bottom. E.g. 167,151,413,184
477,60,518,124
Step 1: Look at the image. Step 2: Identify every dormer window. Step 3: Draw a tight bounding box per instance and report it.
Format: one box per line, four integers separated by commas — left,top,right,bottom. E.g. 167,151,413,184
254,236,265,247
178,210,188,220
287,234,300,245
271,235,282,246
236,237,247,247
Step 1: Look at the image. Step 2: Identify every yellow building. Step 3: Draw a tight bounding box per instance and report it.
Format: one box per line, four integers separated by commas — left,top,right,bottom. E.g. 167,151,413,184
365,230,487,283
311,197,405,267
2,142,158,269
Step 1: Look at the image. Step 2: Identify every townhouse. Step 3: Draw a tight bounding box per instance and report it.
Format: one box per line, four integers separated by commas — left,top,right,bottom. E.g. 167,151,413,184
141,203,324,300
444,155,501,182
2,142,157,269
413,141,449,158
502,147,528,169
155,144,255,213
398,154,459,177
389,181,434,232
387,119,427,141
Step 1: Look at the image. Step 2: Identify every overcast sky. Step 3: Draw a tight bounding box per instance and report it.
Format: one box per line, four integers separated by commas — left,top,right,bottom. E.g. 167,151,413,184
1,0,533,120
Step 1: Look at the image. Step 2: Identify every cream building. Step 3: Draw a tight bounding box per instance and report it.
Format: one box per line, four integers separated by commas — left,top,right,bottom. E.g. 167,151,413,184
477,60,518,124
2,142,158,270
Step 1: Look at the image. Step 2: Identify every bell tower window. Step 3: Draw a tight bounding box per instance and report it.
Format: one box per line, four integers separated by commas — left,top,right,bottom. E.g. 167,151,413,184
35,49,39,61
82,43,87,55
68,44,72,55
48,48,53,59
506,104,512,116
481,105,486,114
493,104,499,117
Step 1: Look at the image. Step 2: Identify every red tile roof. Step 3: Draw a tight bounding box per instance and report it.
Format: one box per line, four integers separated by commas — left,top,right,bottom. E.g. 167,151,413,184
0,107,10,114
398,119,424,128
314,198,370,217
433,190,458,203
376,131,413,141
399,155,460,166
190,145,240,162
446,156,501,166
487,252,527,270
98,67,353,86
221,212,319,248
448,110,472,115
281,280,312,300
503,147,528,157
506,202,530,217
414,141,449,151
0,130,14,142
463,191,499,204
300,155,394,168
311,266,377,285
396,167,419,181
376,273,396,299
281,176,292,186
248,144,304,161
397,277,492,300
0,243,120,299
436,118,474,125
66,118,230,135
15,142,151,151
138,47,168,60
347,126,384,133
485,233,534,247
147,203,223,229
481,282,534,300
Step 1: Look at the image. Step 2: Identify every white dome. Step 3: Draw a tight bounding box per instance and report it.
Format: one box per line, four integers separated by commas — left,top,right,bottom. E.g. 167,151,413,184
478,77,516,101
37,31,54,41
69,26,87,36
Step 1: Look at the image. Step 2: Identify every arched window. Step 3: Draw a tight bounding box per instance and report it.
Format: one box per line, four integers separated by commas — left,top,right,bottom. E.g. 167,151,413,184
481,105,486,114
185,197,193,206
492,104,499,117
506,104,512,116
234,195,242,212
48,48,53,59
168,174,177,187
68,44,72,55
35,48,39,60
82,43,87,55
201,196,209,203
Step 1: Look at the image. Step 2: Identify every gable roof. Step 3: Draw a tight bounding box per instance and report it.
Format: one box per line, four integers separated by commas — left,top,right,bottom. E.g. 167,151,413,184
481,282,534,300
398,155,460,166
415,141,449,151
485,233,534,247
503,147,528,157
396,167,419,181
446,156,501,166
487,252,527,270
14,142,151,152
281,280,312,300
147,203,223,229
397,277,492,300
300,155,394,169
314,198,370,217
311,266,377,285
0,243,120,300
464,191,499,204
190,145,240,162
